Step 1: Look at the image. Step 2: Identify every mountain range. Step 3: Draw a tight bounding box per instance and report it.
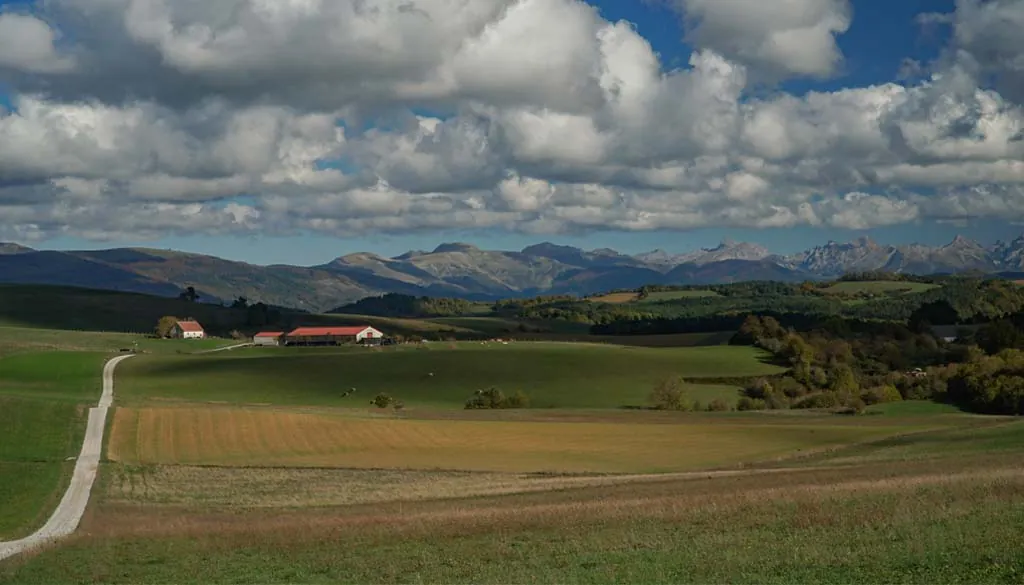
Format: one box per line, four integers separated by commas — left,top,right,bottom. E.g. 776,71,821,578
2,235,1024,313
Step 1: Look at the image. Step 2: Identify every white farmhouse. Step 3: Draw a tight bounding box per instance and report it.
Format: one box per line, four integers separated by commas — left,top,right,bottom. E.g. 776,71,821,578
170,320,206,339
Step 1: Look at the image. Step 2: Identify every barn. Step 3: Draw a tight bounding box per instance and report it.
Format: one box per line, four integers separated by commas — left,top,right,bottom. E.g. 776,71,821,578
253,331,284,346
284,326,385,346
170,320,205,339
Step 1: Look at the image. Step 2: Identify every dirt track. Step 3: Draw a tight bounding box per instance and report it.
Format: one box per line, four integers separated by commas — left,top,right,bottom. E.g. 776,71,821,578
0,354,133,561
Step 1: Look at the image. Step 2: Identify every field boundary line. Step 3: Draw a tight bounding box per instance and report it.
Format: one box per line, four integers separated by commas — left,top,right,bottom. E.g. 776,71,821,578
0,354,134,562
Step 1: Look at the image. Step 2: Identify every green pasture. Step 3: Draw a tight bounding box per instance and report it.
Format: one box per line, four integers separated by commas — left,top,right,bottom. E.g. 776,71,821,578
638,290,721,302
115,343,782,409
0,326,236,358
0,354,99,539
822,281,939,295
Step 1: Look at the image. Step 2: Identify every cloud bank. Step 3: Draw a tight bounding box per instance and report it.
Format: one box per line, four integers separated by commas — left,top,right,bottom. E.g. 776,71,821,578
0,0,1022,242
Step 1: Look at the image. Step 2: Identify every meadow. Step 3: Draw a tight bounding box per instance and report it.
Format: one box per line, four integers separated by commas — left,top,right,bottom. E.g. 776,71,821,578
2,417,1020,584
0,352,105,539
0,326,233,358
114,343,781,409
822,281,940,295
587,289,720,304
3,302,1023,583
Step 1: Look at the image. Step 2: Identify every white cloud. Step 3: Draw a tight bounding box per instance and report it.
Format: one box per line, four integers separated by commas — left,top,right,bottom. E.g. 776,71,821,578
0,0,1021,242
670,0,852,79
0,13,75,74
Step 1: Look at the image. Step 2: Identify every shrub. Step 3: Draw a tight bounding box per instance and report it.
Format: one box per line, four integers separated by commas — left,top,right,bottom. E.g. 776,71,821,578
775,376,809,398
861,385,903,405
764,392,791,410
465,387,531,409
706,399,731,412
837,398,867,415
736,396,767,411
392,400,405,411
649,376,690,411
794,392,840,410
371,393,395,408
743,378,773,400
506,390,531,409
229,329,246,340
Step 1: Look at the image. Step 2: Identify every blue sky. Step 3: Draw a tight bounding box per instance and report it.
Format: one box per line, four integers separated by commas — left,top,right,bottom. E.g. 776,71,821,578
2,0,1022,265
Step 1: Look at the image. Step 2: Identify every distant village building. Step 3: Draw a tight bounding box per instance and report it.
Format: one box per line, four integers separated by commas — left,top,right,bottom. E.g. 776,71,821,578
284,326,384,346
253,331,284,346
170,320,206,339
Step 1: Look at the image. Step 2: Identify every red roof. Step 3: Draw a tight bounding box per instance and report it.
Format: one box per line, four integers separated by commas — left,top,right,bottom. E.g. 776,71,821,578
253,331,284,337
175,320,204,332
287,326,372,337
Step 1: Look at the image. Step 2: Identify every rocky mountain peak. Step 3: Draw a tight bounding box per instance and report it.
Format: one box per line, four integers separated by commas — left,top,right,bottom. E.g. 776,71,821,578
521,242,581,256
944,235,983,249
432,242,481,254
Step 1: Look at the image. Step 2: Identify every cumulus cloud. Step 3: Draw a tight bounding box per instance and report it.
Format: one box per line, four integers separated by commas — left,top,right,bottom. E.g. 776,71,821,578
670,0,852,79
0,13,75,74
0,0,1022,243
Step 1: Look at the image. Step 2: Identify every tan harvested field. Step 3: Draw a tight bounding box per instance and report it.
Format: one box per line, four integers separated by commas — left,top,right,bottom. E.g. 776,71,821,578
586,291,639,303
105,406,931,474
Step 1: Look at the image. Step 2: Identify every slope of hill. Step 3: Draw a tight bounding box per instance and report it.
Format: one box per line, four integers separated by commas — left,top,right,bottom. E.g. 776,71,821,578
0,243,34,255
0,252,186,299
2,234,1024,311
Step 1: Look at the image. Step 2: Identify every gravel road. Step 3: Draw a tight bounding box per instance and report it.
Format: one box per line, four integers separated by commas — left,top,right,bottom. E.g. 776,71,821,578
0,354,134,562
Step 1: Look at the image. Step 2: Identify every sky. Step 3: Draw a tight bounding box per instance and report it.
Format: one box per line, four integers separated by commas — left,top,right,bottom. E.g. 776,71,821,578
0,0,1023,266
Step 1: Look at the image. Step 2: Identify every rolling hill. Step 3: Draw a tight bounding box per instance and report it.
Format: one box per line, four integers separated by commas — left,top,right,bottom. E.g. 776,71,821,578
2,235,1024,312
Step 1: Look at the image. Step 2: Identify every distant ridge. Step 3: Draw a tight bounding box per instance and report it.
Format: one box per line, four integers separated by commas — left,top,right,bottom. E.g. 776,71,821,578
0,234,1022,312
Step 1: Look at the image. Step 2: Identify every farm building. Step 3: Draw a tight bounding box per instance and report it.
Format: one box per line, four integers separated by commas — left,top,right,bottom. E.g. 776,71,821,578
284,326,384,346
253,331,284,346
170,320,205,339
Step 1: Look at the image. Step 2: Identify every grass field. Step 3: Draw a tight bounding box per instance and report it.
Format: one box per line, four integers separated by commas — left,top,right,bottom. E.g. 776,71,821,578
3,316,1022,582
104,406,929,473
823,281,940,295
0,396,86,539
639,290,721,302
0,352,104,539
587,290,720,304
114,343,781,409
3,417,1020,584
0,326,234,358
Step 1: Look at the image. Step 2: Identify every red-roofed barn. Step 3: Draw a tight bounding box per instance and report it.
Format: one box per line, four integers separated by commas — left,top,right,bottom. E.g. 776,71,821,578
285,326,384,346
171,319,206,339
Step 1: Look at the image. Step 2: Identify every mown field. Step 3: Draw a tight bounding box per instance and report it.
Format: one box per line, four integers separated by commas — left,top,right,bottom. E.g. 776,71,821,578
3,417,1020,584
114,343,781,409
0,352,106,539
104,406,933,474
